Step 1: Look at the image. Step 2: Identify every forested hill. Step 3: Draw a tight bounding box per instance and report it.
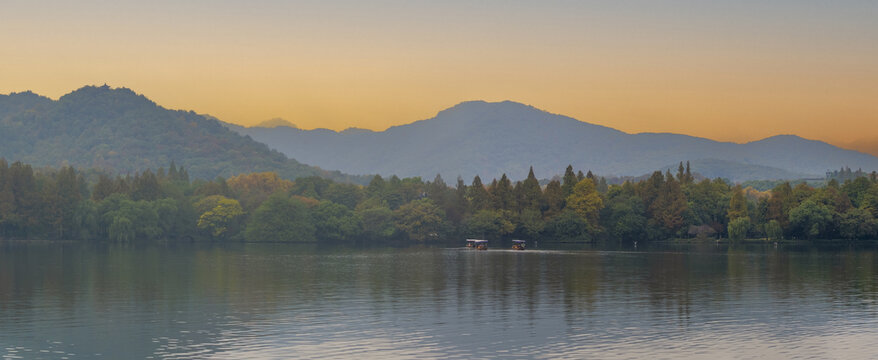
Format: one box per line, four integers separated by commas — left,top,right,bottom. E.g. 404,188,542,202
0,86,366,183
229,100,878,182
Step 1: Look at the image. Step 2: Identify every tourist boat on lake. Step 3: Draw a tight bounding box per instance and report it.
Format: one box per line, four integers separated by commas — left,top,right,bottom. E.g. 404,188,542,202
465,239,488,250
511,240,526,250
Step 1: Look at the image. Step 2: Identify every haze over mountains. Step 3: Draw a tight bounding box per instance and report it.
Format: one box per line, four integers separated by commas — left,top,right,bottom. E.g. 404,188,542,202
229,100,878,182
3,86,876,184
0,86,363,183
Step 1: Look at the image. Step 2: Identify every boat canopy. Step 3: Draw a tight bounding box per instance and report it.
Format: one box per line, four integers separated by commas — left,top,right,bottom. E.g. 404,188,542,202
512,240,526,243
466,239,488,243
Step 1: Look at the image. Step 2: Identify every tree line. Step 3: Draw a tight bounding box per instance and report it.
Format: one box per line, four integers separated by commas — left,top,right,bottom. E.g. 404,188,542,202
2,159,877,243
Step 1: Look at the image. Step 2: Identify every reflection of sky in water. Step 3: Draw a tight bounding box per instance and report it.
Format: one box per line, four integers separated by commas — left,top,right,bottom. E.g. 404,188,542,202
1,243,878,359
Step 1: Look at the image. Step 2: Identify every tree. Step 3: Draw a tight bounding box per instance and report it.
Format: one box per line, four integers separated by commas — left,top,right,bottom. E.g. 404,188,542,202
108,216,134,242
490,174,514,210
468,175,492,211
245,195,315,242
92,174,116,201
788,199,835,239
196,197,244,238
601,189,647,241
355,200,396,241
728,217,750,241
838,207,878,240
648,174,687,235
766,182,794,231
544,210,593,242
465,209,515,239
566,178,603,225
728,185,748,221
313,200,361,242
394,198,445,242
517,208,545,239
366,175,386,199
227,172,294,211
683,178,730,235
517,167,543,211
290,176,332,198
562,165,577,197
324,182,365,209
131,170,162,201
542,180,564,218
764,220,783,241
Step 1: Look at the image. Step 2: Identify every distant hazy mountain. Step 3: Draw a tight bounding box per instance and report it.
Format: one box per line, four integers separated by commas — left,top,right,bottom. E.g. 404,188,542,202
255,118,297,128
229,100,878,182
0,86,365,182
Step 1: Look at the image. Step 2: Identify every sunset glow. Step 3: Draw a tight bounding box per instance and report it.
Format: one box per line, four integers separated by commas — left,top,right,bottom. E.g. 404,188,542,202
2,1,876,152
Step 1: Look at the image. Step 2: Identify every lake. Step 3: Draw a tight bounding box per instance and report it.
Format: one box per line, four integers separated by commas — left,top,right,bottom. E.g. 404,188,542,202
2,240,878,359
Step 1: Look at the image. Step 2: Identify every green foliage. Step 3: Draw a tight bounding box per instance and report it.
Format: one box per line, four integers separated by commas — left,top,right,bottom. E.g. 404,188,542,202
323,183,365,209
394,198,445,242
728,217,751,241
765,220,783,241
565,179,602,225
517,167,543,211
728,185,748,221
4,159,878,244
789,199,836,239
313,200,361,241
602,189,647,241
684,178,730,234
109,216,134,242
517,208,545,239
355,201,396,241
544,210,594,243
490,174,514,210
0,86,367,183
245,195,315,242
838,207,878,240
196,197,244,238
468,176,492,211
466,210,515,239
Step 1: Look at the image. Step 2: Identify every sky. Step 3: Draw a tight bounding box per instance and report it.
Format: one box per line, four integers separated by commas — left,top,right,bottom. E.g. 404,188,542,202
2,0,877,154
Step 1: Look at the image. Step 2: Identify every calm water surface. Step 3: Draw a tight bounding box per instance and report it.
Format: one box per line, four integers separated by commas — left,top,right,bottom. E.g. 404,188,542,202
2,241,878,359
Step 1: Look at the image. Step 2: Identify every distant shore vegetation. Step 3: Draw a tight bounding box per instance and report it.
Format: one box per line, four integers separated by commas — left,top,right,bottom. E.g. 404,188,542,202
1,159,878,243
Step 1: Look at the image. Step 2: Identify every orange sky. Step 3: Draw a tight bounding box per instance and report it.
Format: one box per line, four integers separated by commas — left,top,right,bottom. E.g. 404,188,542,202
2,1,877,154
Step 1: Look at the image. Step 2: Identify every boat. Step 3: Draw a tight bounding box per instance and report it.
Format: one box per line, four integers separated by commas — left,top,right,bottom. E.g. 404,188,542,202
511,239,526,250
466,239,488,250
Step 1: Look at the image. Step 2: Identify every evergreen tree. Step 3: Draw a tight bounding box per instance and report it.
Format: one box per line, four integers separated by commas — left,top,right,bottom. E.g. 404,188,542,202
685,161,693,184
366,175,386,199
543,180,564,218
562,165,577,197
649,173,687,235
518,167,543,211
168,160,179,180
468,175,491,211
490,174,514,210
132,169,161,201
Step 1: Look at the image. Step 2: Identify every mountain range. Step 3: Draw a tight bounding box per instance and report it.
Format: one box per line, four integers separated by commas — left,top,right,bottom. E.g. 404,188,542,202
0,86,364,183
3,86,875,184
227,100,878,182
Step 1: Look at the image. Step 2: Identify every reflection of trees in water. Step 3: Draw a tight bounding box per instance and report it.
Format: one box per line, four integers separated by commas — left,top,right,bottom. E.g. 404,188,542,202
3,242,878,357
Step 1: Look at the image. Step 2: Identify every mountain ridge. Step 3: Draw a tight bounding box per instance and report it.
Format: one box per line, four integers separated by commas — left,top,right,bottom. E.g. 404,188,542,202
229,100,878,182
0,85,367,183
